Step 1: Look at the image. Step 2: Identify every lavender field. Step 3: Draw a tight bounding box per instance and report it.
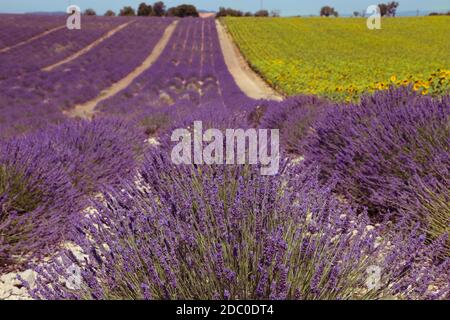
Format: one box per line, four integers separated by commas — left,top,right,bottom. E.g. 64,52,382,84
0,12,449,301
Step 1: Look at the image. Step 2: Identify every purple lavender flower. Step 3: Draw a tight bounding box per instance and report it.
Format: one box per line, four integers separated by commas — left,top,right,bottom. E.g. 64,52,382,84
305,87,450,251
27,149,450,300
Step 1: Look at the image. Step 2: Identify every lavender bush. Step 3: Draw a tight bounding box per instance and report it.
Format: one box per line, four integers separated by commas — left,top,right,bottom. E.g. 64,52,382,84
0,133,79,272
43,117,145,195
257,95,330,156
27,150,449,300
0,117,146,272
305,87,449,251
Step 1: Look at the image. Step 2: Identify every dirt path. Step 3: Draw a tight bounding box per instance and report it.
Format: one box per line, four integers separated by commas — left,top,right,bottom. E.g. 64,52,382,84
215,20,283,101
66,21,179,119
42,22,132,72
0,25,65,54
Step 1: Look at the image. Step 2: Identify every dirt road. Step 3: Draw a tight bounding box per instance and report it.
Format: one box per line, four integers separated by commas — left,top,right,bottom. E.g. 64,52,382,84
215,20,283,101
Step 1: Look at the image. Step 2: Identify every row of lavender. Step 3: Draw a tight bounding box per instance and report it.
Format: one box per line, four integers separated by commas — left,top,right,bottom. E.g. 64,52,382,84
0,17,173,140
0,17,127,79
0,17,448,299
95,18,256,134
0,14,65,49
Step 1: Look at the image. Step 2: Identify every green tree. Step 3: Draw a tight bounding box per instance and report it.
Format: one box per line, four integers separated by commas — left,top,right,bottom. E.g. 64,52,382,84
119,6,136,16
254,10,269,17
153,1,166,16
387,2,399,16
138,2,153,16
83,8,96,16
320,6,338,17
167,4,199,17
216,7,243,17
378,2,399,17
104,10,116,17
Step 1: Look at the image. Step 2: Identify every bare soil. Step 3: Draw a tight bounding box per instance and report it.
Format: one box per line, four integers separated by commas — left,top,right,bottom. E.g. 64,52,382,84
0,25,65,54
66,21,179,119
215,20,283,101
42,22,133,72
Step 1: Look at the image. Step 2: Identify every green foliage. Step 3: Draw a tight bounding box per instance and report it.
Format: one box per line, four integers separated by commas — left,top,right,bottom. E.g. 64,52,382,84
254,10,269,17
83,8,96,16
320,6,338,17
104,10,116,17
119,6,136,16
216,7,244,17
152,1,166,17
167,4,199,17
137,2,153,16
0,164,42,217
378,2,399,17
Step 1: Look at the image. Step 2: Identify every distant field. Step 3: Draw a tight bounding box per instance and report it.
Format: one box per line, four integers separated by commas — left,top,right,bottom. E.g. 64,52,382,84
224,17,450,101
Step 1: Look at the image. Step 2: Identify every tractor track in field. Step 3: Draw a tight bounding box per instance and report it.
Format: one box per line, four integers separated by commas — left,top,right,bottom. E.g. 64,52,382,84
42,21,133,72
215,20,283,101
66,21,179,119
0,25,65,54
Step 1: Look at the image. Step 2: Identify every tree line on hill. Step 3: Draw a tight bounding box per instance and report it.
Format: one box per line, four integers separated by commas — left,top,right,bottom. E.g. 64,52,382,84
80,2,449,18
378,2,400,16
428,11,450,16
215,7,280,17
320,2,399,17
213,2,400,18
84,4,279,18
82,2,199,18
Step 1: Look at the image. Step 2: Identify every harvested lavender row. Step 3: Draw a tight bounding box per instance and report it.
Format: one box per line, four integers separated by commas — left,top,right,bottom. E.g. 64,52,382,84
0,17,126,79
207,19,256,110
96,19,227,112
0,18,172,140
96,18,255,135
0,14,64,49
0,18,172,110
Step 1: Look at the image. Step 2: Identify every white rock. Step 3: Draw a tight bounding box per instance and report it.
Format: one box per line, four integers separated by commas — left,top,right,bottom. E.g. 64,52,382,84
63,242,88,263
0,273,20,286
374,236,383,249
306,211,313,223
8,294,32,301
291,156,305,164
19,269,36,288
11,286,26,296
0,288,12,300
147,137,160,146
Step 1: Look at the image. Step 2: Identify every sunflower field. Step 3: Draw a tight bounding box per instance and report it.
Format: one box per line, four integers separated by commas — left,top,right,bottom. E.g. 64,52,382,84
224,16,450,101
